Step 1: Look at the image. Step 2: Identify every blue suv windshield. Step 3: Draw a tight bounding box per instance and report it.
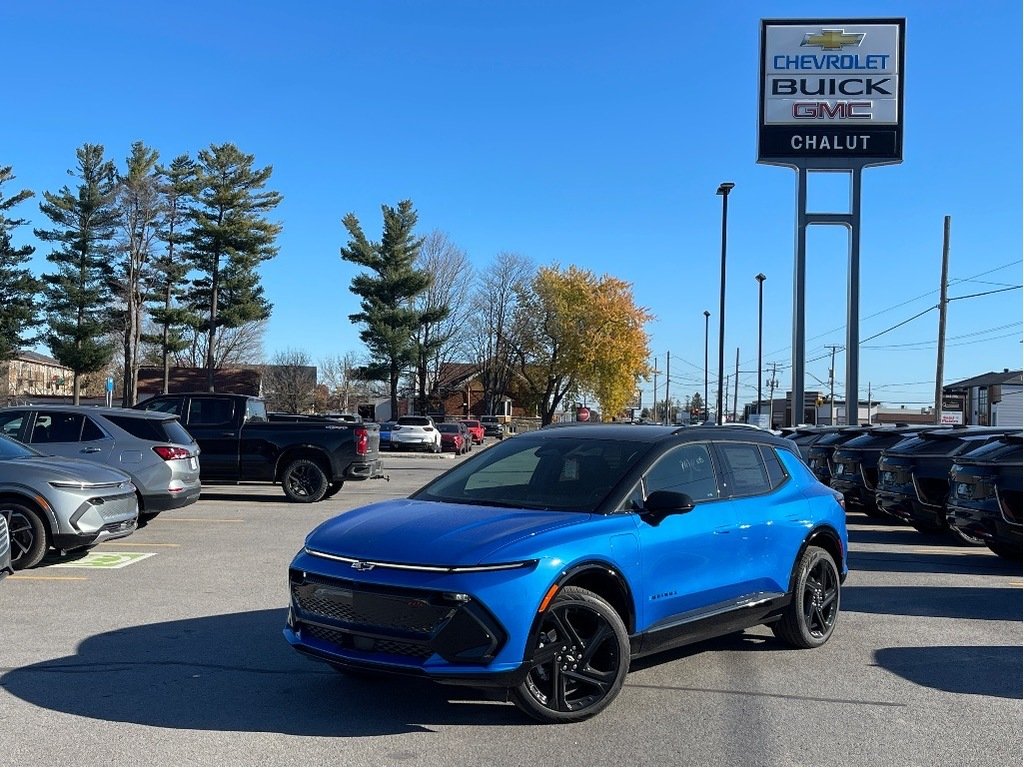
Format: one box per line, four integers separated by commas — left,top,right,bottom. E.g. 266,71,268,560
413,435,651,512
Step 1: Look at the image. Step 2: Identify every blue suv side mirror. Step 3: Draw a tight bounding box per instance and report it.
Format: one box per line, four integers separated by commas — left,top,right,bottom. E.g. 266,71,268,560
642,490,695,526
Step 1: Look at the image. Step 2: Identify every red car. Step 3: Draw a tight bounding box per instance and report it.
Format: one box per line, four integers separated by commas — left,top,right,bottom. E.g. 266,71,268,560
460,419,485,445
438,423,469,454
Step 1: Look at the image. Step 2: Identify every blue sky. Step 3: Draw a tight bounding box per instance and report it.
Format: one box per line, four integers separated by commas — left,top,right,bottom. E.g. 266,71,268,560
5,1,1021,411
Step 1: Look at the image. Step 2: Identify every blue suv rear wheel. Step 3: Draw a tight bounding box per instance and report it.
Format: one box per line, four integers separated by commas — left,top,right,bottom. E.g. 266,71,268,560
772,546,840,648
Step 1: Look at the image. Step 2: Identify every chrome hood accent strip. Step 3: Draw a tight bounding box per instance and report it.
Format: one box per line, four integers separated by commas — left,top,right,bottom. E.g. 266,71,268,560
304,547,534,573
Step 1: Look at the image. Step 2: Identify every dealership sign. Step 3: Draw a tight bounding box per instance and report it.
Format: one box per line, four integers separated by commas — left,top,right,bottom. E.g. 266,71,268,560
759,18,905,165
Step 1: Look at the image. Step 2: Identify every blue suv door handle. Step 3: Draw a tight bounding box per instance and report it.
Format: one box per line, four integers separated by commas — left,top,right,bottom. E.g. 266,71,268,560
80,447,103,454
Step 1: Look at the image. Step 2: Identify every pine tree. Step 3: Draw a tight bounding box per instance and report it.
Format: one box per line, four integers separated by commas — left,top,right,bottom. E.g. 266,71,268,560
185,143,281,391
0,166,40,362
145,153,199,394
35,144,118,404
113,141,162,405
340,200,431,419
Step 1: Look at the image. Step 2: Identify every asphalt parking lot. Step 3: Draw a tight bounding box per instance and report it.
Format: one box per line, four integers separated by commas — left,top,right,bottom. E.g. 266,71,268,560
1,447,1021,766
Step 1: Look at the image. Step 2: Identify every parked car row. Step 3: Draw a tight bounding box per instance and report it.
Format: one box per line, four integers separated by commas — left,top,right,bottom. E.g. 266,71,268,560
785,424,1022,559
0,403,207,571
0,433,141,570
377,415,499,454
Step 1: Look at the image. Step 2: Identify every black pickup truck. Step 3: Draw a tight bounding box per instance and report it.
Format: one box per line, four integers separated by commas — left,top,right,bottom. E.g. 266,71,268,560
135,393,384,502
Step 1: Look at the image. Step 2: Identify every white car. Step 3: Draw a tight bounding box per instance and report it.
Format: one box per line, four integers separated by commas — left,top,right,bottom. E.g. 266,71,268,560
390,416,442,453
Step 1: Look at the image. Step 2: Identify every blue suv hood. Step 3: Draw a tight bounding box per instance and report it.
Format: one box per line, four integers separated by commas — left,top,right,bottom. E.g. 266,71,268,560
305,499,591,566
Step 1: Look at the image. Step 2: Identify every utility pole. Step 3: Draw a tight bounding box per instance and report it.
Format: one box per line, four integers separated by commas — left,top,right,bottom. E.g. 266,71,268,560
724,373,730,421
664,351,671,425
733,347,740,423
867,381,872,425
767,362,779,429
651,358,660,424
826,344,839,425
934,215,951,425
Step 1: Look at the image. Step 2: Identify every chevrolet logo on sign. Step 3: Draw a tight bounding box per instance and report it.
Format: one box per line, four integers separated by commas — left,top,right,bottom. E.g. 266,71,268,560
801,29,865,50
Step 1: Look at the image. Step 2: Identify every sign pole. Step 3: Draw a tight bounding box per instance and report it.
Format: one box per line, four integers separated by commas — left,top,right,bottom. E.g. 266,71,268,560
759,17,904,427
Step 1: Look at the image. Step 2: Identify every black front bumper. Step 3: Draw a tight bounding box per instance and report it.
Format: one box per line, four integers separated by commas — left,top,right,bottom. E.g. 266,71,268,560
285,569,516,685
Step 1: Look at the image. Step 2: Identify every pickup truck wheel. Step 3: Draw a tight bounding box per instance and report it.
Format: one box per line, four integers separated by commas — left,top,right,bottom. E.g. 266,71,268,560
282,459,330,503
323,481,344,499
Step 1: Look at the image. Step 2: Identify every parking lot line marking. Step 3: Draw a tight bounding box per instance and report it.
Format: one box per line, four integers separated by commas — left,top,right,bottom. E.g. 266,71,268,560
49,552,156,569
8,575,89,581
98,542,181,548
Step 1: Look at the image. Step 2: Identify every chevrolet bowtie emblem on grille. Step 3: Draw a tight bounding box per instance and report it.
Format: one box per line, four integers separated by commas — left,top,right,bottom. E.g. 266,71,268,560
801,29,865,50
351,561,375,571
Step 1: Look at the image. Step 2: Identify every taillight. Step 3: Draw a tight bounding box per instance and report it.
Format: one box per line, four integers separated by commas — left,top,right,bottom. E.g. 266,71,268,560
354,427,368,456
153,446,190,461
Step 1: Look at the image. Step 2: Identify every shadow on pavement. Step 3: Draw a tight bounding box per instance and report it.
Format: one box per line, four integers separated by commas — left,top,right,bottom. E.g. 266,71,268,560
0,609,523,735
842,585,1023,622
873,645,1022,699
848,549,1020,576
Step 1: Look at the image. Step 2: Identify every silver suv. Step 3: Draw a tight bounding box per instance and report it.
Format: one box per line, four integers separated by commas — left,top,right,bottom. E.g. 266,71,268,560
0,405,201,520
0,434,138,569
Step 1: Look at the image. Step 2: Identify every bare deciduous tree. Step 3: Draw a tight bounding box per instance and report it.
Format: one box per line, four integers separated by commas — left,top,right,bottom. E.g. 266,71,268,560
319,351,379,412
466,252,534,415
262,348,317,413
174,319,266,368
412,230,474,409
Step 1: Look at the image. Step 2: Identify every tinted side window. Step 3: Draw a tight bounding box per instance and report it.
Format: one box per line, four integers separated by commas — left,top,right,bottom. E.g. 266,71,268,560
140,398,183,416
245,399,268,423
33,412,85,443
760,445,789,489
716,442,771,497
0,411,27,439
188,398,236,427
81,417,106,441
105,414,191,443
643,442,720,501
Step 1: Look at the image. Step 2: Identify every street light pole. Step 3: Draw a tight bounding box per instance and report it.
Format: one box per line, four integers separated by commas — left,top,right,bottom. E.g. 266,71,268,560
716,182,735,425
703,310,710,422
755,273,766,417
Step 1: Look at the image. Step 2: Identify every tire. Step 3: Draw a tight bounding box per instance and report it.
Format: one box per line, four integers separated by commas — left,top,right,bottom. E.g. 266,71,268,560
910,519,943,534
3,503,48,570
323,481,344,499
281,458,330,503
511,586,629,723
987,542,1023,561
860,504,885,519
772,546,840,649
949,524,985,546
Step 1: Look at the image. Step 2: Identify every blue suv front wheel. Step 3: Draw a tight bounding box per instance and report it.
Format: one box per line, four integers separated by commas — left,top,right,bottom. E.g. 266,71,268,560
511,586,630,723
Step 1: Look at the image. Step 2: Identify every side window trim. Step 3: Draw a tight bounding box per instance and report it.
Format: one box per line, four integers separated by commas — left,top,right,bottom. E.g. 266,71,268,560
711,440,773,500
760,444,791,490
640,440,723,504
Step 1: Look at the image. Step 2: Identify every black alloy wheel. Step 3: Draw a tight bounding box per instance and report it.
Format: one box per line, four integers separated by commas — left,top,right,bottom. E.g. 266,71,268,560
281,458,330,503
3,503,47,570
772,545,840,649
511,586,629,723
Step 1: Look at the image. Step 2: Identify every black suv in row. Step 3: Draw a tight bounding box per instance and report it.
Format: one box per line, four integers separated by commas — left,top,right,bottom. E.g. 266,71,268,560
945,431,1022,559
874,426,1010,541
830,425,926,517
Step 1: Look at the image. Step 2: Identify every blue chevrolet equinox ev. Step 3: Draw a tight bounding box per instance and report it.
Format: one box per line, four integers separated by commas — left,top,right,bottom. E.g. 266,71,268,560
285,424,848,722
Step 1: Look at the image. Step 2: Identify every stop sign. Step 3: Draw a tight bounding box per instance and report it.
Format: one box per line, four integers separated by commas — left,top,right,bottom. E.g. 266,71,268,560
577,407,591,422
